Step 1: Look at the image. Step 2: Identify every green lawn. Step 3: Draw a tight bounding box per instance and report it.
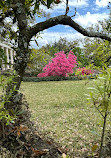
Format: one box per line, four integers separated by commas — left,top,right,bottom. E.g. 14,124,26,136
0,79,110,157
20,80,108,157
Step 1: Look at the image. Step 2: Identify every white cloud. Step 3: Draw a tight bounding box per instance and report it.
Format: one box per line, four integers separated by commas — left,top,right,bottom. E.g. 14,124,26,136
95,0,110,7
74,12,109,28
4,17,18,32
30,30,84,48
69,0,88,7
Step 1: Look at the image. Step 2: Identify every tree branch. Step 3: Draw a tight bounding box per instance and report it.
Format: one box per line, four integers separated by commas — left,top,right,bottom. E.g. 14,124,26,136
28,15,111,42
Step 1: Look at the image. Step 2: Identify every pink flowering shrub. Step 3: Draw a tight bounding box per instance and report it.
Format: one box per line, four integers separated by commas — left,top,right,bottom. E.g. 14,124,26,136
37,51,77,77
76,67,94,76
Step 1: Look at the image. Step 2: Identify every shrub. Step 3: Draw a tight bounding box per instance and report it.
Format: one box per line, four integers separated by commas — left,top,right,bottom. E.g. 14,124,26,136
37,51,77,78
0,71,18,125
75,67,94,76
87,66,111,157
22,74,96,82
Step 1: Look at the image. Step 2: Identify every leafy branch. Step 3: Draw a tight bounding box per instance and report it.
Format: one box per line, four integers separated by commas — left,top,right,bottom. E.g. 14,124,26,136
87,66,111,157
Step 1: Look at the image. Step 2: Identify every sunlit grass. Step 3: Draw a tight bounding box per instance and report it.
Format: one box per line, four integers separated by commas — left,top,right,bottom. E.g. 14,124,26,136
0,79,110,157
20,80,108,157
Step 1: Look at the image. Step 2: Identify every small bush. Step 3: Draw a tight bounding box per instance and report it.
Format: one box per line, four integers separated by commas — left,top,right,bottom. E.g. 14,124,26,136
22,74,96,82
75,67,94,76
37,51,78,77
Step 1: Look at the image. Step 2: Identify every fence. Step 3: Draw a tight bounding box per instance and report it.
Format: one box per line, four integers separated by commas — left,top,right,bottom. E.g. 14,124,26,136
0,42,16,71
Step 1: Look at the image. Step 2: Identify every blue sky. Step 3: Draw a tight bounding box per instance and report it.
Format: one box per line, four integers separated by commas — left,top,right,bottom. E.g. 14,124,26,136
30,0,111,48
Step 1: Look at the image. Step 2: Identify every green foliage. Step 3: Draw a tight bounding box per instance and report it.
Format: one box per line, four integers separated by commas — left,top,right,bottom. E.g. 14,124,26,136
27,48,51,75
83,13,111,67
0,109,15,125
87,67,111,115
23,74,96,82
0,71,18,125
90,40,111,67
83,37,111,67
72,47,89,67
87,66,111,157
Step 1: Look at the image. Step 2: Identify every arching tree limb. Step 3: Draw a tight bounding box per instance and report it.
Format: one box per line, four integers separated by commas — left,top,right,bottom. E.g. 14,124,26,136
28,15,111,42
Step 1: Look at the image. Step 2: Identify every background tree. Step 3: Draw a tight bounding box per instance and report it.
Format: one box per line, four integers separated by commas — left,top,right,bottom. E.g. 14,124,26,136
39,37,79,56
72,47,89,67
27,48,51,75
38,37,89,67
89,40,111,67
82,12,111,67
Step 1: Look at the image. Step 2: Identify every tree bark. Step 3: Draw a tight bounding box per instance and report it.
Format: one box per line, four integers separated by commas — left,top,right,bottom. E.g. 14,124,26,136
5,0,30,107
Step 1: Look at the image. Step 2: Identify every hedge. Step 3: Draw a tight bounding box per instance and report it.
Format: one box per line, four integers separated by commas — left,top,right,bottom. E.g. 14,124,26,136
22,74,97,82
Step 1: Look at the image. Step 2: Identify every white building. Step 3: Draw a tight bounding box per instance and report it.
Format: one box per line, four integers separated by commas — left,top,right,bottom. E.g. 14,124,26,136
0,42,16,71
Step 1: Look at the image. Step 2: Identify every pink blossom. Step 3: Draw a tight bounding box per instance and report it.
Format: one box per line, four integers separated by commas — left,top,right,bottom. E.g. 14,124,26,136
37,51,77,77
76,67,94,76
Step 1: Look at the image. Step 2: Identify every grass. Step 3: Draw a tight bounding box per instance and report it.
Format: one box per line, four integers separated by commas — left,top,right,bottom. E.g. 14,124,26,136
0,79,110,157
20,80,109,157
